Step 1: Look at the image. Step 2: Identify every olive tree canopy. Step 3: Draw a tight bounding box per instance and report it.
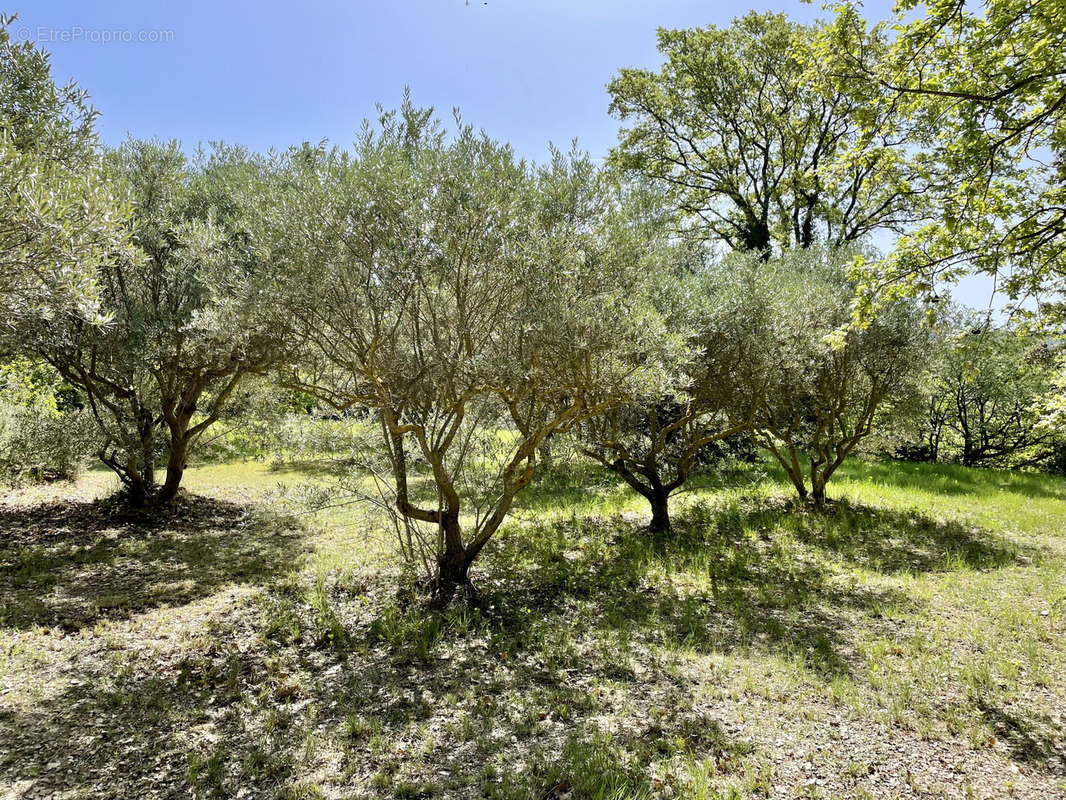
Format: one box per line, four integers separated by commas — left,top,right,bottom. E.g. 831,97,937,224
578,191,762,531
264,100,667,595
0,15,125,329
723,246,929,504
31,139,287,505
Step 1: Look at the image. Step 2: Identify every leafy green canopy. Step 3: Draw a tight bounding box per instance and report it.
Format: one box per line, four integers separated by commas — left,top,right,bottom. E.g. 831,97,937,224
826,0,1066,332
720,245,928,502
920,315,1060,467
608,11,924,255
577,192,764,531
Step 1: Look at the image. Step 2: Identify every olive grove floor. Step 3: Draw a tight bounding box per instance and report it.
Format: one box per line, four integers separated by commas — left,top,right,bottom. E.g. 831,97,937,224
1,457,1064,799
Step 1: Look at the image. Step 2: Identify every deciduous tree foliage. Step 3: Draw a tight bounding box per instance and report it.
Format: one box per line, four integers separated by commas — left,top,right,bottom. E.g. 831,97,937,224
31,140,285,505
264,100,665,594
827,0,1066,332
607,12,923,255
921,318,1059,468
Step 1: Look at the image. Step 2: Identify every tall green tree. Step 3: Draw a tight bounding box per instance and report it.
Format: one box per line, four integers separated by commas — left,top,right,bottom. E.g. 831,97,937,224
925,318,1058,468
578,197,760,531
826,0,1066,332
607,12,923,255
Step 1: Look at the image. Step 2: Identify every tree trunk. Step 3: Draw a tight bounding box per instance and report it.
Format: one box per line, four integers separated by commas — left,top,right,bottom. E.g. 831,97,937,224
434,510,471,602
538,441,554,471
784,465,808,501
157,436,188,503
118,426,156,507
742,219,772,256
124,472,152,507
648,489,671,532
810,476,827,506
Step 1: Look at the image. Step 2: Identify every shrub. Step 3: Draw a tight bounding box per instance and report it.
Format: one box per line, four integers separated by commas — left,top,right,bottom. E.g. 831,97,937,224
0,358,96,484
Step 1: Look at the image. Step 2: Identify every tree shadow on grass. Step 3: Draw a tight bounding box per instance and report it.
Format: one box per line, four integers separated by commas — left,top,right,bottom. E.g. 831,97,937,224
0,491,1051,798
0,571,758,800
476,494,1040,679
0,619,285,799
757,496,1038,573
977,699,1066,777
0,492,309,630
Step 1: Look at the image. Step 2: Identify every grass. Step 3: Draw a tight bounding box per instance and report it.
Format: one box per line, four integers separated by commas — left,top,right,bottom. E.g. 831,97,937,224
0,455,1064,799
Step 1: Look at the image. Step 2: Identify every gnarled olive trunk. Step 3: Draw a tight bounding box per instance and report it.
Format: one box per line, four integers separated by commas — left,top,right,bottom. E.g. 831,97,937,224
600,458,681,532
104,415,158,507
157,435,189,503
123,463,155,507
434,510,471,597
809,475,827,506
648,487,671,532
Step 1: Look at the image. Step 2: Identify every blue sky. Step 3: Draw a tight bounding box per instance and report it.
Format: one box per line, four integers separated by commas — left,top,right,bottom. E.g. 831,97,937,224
16,0,895,159
14,0,996,308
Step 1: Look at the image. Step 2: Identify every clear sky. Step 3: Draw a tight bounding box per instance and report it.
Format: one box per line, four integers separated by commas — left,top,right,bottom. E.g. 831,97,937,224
12,0,996,309
14,0,896,159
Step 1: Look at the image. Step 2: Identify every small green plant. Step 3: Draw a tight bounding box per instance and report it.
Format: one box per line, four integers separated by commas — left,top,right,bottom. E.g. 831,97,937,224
309,574,349,650
260,587,302,644
187,744,227,798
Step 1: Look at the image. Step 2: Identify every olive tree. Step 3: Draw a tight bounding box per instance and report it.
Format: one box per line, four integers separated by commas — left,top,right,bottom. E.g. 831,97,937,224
579,389,754,532
265,101,662,595
726,246,928,504
0,15,124,328
31,139,285,505
577,201,760,531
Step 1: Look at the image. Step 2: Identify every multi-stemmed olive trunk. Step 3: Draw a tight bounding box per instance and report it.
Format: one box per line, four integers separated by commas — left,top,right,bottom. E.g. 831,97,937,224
79,364,248,507
99,413,157,507
94,409,193,507
755,385,884,507
381,399,593,600
104,432,186,507
155,370,247,504
390,442,533,597
584,402,751,533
